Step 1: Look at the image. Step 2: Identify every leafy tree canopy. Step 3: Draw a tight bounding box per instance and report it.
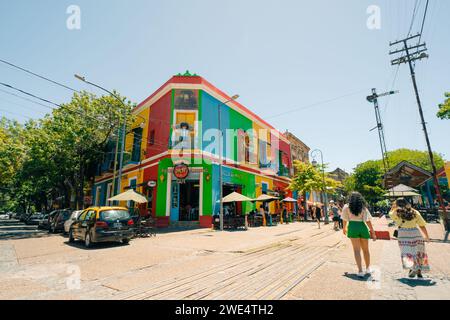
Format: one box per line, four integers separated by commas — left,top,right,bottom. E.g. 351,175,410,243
437,92,450,120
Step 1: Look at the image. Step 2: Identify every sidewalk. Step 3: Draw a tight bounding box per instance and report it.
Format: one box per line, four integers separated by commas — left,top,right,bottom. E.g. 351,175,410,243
284,219,450,300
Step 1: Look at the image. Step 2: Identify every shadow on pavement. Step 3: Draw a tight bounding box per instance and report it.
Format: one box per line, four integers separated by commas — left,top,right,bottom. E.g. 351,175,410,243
397,278,437,287
343,272,370,282
65,240,130,251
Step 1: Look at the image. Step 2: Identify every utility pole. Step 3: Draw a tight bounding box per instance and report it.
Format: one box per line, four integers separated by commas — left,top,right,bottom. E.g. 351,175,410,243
389,33,448,230
366,89,398,187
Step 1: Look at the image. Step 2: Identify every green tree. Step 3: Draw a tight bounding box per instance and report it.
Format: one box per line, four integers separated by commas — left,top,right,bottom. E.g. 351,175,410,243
437,92,450,120
0,91,136,212
289,161,341,201
343,148,446,206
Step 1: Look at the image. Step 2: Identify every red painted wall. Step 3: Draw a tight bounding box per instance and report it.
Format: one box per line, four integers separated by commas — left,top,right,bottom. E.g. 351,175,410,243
146,91,172,158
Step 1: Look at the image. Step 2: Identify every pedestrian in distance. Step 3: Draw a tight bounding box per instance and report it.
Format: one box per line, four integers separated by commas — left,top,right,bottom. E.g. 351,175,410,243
342,192,377,278
315,203,322,229
389,198,430,278
330,201,340,231
338,203,344,230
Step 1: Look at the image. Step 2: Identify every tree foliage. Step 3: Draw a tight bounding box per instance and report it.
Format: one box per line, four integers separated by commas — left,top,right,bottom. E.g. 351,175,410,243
289,160,341,195
342,148,446,205
437,92,450,120
0,91,135,212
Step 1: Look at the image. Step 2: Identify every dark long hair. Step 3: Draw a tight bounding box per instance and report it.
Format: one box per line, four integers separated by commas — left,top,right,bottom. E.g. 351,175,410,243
348,192,366,216
395,198,416,221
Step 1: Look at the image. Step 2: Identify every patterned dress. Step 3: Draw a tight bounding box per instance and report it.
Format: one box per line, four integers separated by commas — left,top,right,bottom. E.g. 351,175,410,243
389,209,430,272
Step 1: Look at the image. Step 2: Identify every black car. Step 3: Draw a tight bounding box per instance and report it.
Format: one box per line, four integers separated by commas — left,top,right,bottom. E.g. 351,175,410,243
39,210,58,230
19,212,32,223
49,210,72,233
69,207,134,248
25,213,45,225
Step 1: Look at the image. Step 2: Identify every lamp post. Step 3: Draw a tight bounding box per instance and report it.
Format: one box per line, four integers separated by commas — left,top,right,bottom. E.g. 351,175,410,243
218,94,239,231
311,149,329,224
74,74,145,197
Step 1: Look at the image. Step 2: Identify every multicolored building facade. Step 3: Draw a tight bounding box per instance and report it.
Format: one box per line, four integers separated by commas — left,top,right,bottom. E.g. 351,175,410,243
92,72,294,228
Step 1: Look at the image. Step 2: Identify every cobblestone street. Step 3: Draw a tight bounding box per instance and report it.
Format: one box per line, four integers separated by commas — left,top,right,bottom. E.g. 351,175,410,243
1,218,449,300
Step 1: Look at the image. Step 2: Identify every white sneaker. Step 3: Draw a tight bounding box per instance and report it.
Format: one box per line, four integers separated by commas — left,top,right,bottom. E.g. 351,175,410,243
357,271,365,278
366,267,374,275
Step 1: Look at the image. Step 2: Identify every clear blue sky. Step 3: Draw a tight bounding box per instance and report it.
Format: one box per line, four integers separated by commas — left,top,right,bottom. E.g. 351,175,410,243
1,0,449,173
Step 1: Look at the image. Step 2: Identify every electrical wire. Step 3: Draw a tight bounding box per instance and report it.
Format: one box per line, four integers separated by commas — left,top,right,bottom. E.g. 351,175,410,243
0,58,79,93
0,108,33,120
265,89,368,120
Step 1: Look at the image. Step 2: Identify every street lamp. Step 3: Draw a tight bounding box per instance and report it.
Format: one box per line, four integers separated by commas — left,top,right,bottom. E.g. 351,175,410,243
74,74,145,198
219,94,239,231
311,149,329,225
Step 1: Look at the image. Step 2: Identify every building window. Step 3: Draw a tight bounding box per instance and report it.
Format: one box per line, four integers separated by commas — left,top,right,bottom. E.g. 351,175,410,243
106,183,113,205
262,182,268,195
131,128,143,162
173,112,196,149
149,130,155,145
174,89,198,110
237,130,246,164
95,186,101,206
245,134,250,163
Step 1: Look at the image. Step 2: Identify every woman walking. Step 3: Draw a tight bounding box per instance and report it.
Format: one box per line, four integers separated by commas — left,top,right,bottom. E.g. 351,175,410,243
389,198,430,278
342,192,376,278
314,203,322,229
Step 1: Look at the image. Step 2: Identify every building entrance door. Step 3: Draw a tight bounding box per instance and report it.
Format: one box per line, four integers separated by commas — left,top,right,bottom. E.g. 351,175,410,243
179,180,200,221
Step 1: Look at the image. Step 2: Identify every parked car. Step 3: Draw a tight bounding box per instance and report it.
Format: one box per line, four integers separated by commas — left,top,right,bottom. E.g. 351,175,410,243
0,213,10,220
19,213,31,222
69,207,134,248
64,210,83,235
25,213,44,225
37,214,49,229
49,209,72,233
39,210,58,230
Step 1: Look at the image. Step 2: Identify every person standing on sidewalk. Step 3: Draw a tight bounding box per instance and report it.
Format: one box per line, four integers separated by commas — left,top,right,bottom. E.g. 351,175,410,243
315,203,322,229
330,201,340,231
389,198,430,278
342,192,376,278
338,203,344,230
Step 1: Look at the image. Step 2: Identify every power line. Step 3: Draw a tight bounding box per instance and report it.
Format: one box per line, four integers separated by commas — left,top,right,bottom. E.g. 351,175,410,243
0,82,62,107
0,58,79,93
0,88,55,111
418,0,430,44
265,89,368,119
0,108,33,120
0,96,50,114
407,0,421,36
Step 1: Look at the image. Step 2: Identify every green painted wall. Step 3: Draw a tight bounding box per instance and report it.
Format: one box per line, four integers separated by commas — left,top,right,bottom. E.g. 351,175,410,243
228,108,253,162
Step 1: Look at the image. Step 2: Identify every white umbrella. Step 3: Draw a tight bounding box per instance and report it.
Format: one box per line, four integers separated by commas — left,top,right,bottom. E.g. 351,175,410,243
282,197,297,203
254,194,279,202
222,192,253,203
108,189,148,203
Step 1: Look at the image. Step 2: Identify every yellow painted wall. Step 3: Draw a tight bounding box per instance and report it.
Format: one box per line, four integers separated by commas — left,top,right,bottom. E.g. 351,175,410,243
255,175,276,213
116,169,145,207
124,108,150,161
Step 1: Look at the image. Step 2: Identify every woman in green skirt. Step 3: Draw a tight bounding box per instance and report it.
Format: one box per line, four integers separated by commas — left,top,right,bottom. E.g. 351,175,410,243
342,192,377,278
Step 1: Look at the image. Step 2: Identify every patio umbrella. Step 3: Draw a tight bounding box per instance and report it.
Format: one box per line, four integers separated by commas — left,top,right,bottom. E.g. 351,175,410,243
384,191,421,197
281,197,297,203
254,194,279,202
108,189,148,204
222,192,253,203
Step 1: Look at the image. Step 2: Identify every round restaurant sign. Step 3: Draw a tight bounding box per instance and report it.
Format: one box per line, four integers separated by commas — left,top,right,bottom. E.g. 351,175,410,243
173,164,189,180
147,180,157,188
